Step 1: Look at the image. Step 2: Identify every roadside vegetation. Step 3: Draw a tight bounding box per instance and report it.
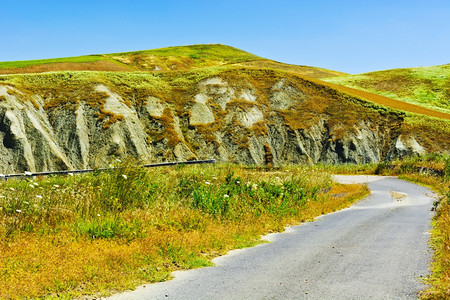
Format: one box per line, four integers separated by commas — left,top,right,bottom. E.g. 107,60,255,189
0,154,448,299
0,163,368,299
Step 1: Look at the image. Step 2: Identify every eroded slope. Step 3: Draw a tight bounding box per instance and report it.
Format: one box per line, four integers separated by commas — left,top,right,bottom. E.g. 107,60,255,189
0,68,448,173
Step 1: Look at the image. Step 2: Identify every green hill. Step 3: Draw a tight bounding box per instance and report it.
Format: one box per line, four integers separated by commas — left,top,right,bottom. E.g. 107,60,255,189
0,44,344,79
323,64,450,114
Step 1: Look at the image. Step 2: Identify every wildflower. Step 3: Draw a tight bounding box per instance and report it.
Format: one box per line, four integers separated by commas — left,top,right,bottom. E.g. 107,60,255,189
36,195,43,199
252,183,258,190
24,171,33,176
29,184,35,188
223,194,229,198
205,181,210,185
236,181,240,184
16,209,22,213
9,187,14,191
122,174,127,179
53,184,60,188
97,214,101,217
33,182,39,186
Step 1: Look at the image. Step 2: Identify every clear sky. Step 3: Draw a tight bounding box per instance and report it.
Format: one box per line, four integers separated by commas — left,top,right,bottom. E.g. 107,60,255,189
1,0,449,74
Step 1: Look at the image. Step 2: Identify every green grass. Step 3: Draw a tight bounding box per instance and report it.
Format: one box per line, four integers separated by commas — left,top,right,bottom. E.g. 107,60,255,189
323,64,450,114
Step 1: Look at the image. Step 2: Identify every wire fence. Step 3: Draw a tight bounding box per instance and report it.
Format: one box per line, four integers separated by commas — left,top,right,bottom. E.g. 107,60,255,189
0,159,216,179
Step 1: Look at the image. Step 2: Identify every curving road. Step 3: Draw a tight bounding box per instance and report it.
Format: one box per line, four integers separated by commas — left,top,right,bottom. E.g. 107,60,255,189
109,176,435,300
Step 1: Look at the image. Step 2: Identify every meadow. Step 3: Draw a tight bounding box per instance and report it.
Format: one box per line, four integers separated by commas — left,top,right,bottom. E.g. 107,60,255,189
324,64,450,114
0,163,367,299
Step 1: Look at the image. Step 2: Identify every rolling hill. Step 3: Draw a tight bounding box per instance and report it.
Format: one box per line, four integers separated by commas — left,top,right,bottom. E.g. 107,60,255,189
323,64,450,114
0,44,343,78
0,44,448,173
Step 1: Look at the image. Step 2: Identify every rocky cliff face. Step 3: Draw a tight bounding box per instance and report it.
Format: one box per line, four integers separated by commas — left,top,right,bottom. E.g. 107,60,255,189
0,71,444,173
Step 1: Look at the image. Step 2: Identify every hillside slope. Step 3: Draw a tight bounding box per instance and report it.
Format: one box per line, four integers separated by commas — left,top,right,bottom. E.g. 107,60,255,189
0,67,448,173
323,64,450,114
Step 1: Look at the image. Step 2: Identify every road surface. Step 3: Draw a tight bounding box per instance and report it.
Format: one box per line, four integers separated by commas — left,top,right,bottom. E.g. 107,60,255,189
109,175,435,299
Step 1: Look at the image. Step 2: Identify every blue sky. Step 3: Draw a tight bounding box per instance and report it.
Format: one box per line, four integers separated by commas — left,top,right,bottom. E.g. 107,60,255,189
1,0,449,74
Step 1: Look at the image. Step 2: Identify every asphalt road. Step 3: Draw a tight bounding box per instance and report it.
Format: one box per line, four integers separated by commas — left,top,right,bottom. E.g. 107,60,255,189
109,176,435,300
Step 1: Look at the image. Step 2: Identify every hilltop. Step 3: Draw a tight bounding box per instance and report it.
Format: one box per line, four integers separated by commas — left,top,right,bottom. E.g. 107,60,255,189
0,44,343,79
323,64,450,114
0,45,448,172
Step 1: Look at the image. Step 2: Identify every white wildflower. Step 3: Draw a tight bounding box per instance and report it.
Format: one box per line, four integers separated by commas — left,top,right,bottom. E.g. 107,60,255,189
252,183,258,190
97,214,101,217
33,182,38,186
9,187,15,191
53,184,60,188
16,209,22,213
205,181,210,185
236,181,240,184
122,174,127,179
223,194,229,198
29,184,35,188
36,195,43,199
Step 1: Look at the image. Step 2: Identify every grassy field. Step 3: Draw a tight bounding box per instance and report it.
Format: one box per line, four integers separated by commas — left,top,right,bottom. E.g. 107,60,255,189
0,163,368,299
323,64,450,114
